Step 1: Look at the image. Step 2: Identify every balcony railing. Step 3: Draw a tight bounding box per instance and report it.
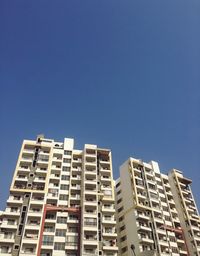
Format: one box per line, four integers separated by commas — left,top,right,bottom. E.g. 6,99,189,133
84,221,97,226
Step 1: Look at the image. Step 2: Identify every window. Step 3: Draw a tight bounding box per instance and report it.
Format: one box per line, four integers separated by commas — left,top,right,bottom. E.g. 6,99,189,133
117,198,122,204
63,158,71,163
66,236,78,245
44,226,54,232
46,214,56,220
119,216,124,222
117,190,121,195
120,235,127,242
116,182,121,188
64,150,72,155
121,246,128,253
42,235,54,245
57,217,67,224
120,225,125,232
63,167,70,172
4,232,12,239
24,247,34,253
55,229,66,237
69,215,78,220
60,184,69,190
61,175,70,180
1,246,9,253
118,206,124,213
84,217,97,226
11,207,18,212
68,227,78,232
7,219,15,225
14,245,19,250
54,242,65,250
59,194,68,201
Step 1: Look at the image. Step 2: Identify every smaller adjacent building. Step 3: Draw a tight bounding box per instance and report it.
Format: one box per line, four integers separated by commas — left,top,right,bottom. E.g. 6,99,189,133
115,157,200,256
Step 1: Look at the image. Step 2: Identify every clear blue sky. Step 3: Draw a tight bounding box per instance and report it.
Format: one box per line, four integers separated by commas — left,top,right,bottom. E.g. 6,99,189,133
0,0,199,210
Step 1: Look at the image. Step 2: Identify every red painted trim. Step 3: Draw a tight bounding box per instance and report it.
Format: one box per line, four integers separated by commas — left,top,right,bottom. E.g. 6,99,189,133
37,204,47,256
161,225,190,256
37,205,81,256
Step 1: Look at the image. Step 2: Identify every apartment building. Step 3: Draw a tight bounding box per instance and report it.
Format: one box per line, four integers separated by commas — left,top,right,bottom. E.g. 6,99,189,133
169,169,200,256
115,157,200,256
0,135,118,256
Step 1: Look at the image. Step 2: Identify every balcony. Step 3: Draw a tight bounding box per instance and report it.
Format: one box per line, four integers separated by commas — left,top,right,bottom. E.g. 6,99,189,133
52,156,62,162
35,167,47,174
13,183,27,190
85,169,96,176
7,196,23,204
102,217,116,225
85,189,97,195
85,157,96,165
101,176,111,182
137,224,151,232
100,168,111,175
83,236,98,246
136,212,150,220
26,220,41,230
65,242,78,250
179,249,187,254
102,241,118,251
139,236,154,244
85,178,96,185
70,194,81,200
102,231,117,238
28,210,42,217
71,175,81,180
102,205,115,213
21,157,33,163
159,239,169,246
30,197,44,205
0,248,12,255
15,176,28,182
51,165,61,171
0,233,15,243
19,251,36,256
84,210,97,216
49,174,60,180
73,158,82,163
17,167,30,174
102,195,114,203
84,222,97,230
23,233,39,243
4,208,20,216
71,185,81,190
32,185,45,191
157,228,167,235
34,177,46,183
37,156,49,163
1,221,18,229
67,217,79,224
83,251,98,256
23,148,35,154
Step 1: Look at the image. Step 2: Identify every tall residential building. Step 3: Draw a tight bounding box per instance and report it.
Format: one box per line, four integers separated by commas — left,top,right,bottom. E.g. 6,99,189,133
0,135,118,256
169,169,200,256
115,157,200,256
